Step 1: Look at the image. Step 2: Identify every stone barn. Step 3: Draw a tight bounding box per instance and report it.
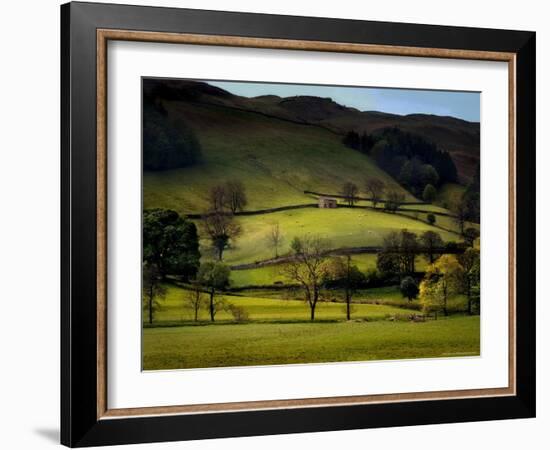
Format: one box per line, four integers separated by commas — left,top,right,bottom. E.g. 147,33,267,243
318,196,338,208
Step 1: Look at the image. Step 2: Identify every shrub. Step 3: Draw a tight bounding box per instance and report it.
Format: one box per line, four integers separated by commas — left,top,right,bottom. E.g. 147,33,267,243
227,304,249,322
400,276,419,302
427,213,436,225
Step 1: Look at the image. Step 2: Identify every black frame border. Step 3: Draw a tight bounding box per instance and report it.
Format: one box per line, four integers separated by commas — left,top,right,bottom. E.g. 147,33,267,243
61,2,536,447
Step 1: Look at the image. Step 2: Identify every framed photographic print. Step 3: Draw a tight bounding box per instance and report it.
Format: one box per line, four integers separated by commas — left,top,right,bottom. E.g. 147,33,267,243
61,1,536,447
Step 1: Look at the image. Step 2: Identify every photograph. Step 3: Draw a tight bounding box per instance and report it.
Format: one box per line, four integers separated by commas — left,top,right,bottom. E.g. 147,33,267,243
141,78,481,371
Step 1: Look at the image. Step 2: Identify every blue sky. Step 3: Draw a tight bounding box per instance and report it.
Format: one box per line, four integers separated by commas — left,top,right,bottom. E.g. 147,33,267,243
208,80,480,122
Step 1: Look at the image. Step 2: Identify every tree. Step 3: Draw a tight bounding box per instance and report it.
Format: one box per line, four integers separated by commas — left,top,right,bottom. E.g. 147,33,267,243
377,230,402,278
418,271,443,319
376,252,401,278
142,98,202,171
419,165,440,189
364,178,385,208
341,182,359,206
368,127,457,185
342,130,360,150
420,230,444,264
327,255,364,320
384,189,405,212
202,211,241,260
197,262,231,321
360,132,376,154
400,276,419,302
469,257,481,313
399,229,418,273
398,159,414,187
463,162,480,223
422,184,437,203
184,281,205,322
283,235,330,321
456,248,481,315
143,209,200,280
209,184,226,212
142,263,166,324
427,213,436,226
419,255,462,317
463,227,480,247
267,222,284,258
224,180,248,213
376,230,418,278
227,303,249,322
450,194,469,235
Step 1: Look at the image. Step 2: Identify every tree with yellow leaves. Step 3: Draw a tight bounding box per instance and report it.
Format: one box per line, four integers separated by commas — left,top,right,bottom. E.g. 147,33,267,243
419,254,462,318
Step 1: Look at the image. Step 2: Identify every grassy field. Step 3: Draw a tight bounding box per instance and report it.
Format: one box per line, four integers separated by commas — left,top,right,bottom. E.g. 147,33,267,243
398,210,479,235
143,102,415,215
399,203,449,213
230,265,289,287
204,207,459,266
151,284,419,324
229,253,429,288
143,316,480,370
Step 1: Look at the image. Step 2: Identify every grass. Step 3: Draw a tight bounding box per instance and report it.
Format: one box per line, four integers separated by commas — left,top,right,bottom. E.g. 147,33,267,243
203,207,459,266
399,203,449,213
229,254,429,288
230,265,289,287
143,102,414,215
151,284,419,324
398,210,479,235
356,286,468,312
143,316,480,370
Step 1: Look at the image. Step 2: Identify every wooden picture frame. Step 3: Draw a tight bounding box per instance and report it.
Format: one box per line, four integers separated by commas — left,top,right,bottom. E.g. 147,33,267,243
61,1,535,447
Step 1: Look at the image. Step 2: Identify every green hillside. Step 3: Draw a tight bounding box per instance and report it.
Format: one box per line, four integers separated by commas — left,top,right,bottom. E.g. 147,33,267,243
143,102,414,215
230,253,430,288
205,207,458,266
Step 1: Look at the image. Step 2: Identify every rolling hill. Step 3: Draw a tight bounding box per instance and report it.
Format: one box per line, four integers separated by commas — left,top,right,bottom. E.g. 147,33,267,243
143,79,480,182
143,79,474,273
143,99,414,215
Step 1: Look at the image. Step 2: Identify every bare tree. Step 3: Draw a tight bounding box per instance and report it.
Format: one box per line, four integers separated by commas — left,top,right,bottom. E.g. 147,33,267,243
384,189,405,212
184,282,205,322
450,195,468,235
377,230,418,277
209,184,226,212
364,178,385,208
327,255,363,320
202,211,241,260
420,230,444,264
267,222,284,258
282,235,330,321
224,180,248,213
341,182,359,206
197,262,231,322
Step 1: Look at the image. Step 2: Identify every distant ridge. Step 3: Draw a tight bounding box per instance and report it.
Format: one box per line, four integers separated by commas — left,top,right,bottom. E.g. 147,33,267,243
144,79,480,181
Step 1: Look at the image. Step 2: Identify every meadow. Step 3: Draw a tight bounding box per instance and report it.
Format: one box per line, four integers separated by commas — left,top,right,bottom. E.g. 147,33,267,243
203,207,459,266
230,254,430,288
151,284,421,324
143,316,480,370
143,102,414,215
